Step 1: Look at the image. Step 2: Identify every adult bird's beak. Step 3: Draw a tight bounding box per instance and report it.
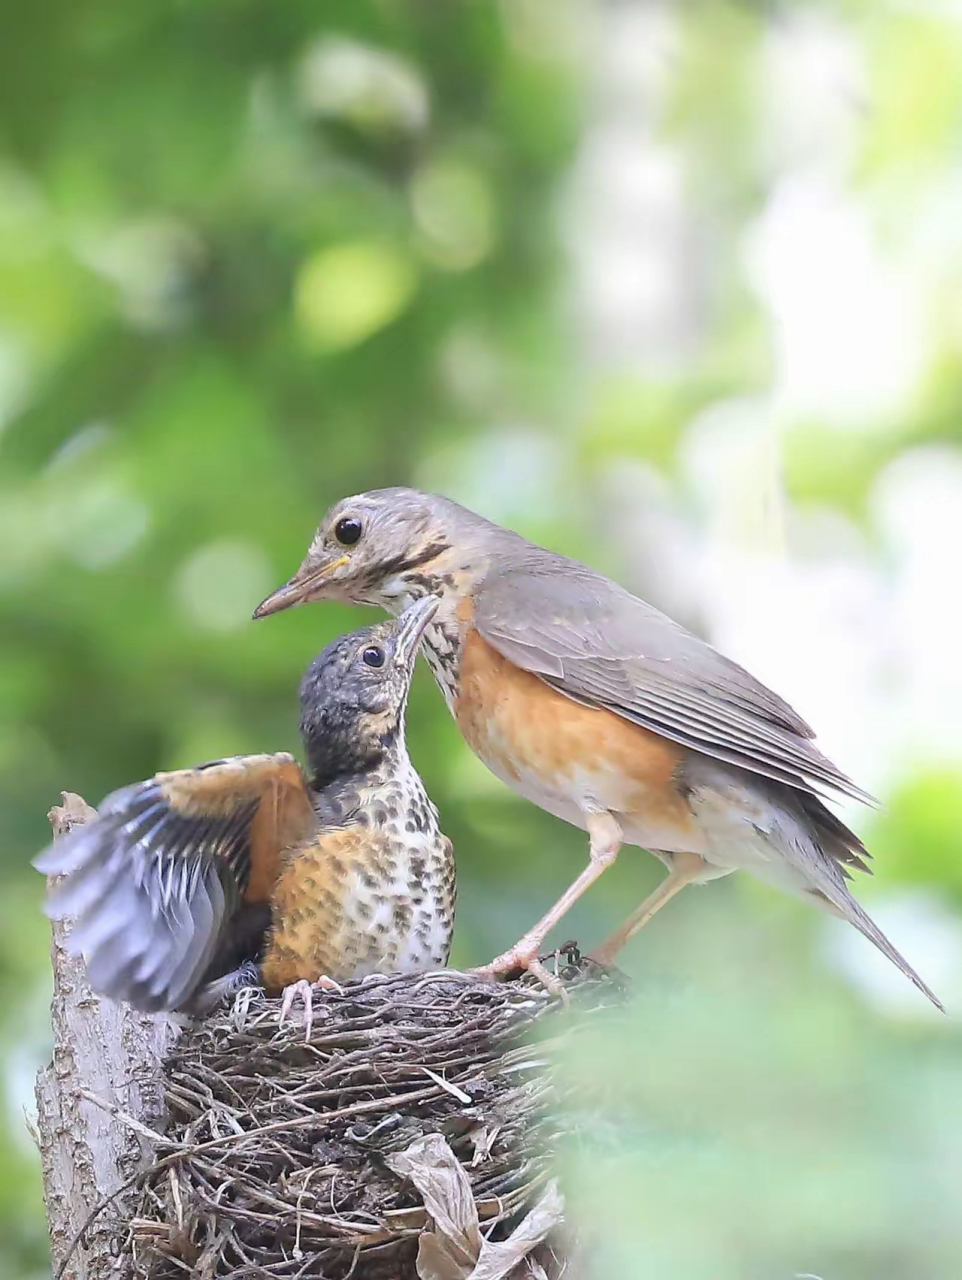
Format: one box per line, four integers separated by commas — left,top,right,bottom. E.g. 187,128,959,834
393,596,440,669
252,556,350,619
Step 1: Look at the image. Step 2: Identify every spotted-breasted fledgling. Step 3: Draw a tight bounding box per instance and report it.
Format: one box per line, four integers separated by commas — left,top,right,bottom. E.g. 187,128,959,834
35,596,455,1027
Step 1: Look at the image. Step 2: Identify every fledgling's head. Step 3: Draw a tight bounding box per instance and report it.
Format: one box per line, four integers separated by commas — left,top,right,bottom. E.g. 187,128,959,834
254,487,498,617
298,594,438,785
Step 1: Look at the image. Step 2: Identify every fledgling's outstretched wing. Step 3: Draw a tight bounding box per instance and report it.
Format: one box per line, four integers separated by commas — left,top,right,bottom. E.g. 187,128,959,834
35,754,315,1012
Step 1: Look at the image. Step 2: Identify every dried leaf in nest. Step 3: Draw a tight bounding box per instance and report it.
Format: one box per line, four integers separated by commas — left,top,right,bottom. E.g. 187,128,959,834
386,1133,564,1280
124,953,626,1279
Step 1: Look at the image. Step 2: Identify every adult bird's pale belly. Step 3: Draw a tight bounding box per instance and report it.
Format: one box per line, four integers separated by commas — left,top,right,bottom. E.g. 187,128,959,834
454,630,709,859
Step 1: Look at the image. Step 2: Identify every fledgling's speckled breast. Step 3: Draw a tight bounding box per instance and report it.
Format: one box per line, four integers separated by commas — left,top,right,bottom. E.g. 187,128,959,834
260,766,455,991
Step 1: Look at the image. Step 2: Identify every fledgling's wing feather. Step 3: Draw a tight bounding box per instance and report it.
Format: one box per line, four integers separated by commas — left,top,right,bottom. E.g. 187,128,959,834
473,558,876,806
35,754,316,1012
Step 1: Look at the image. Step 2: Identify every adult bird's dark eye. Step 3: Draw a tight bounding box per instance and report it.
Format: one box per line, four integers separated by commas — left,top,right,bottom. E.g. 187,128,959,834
362,646,385,668
334,517,362,546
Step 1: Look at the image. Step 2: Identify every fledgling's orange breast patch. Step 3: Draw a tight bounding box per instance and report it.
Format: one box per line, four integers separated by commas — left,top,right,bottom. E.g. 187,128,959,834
260,819,456,993
260,826,364,989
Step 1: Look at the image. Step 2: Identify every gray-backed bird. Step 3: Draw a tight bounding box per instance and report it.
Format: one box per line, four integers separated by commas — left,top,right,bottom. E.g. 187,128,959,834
252,486,941,1009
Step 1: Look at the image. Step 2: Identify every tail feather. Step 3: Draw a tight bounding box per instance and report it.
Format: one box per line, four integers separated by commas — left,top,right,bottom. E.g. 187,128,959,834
812,881,945,1012
799,790,872,875
761,780,944,1012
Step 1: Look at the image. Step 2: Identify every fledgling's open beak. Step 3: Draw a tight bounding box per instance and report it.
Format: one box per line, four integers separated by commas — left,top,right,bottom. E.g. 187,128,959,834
393,596,440,669
252,555,350,619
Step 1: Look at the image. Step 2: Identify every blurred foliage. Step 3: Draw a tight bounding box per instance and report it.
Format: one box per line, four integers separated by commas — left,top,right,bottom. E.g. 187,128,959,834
2,2,962,1278
555,896,962,1279
0,5,581,1273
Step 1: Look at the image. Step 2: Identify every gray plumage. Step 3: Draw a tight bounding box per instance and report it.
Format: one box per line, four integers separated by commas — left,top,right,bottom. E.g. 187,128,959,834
35,771,273,1012
472,543,940,1009
474,555,874,805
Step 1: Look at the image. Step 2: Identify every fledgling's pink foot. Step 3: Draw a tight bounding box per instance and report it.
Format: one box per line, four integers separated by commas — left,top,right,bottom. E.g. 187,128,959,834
278,975,344,1042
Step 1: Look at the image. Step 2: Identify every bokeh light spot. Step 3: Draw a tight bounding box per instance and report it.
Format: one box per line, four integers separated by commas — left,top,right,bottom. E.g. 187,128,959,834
411,160,495,271
54,481,149,570
174,539,273,633
294,241,418,351
296,37,428,134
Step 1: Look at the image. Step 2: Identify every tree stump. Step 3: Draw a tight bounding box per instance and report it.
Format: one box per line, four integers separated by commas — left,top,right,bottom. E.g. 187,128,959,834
36,794,174,1280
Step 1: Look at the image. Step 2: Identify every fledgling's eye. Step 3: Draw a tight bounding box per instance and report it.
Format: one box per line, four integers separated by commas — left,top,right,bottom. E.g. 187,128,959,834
361,646,385,668
334,516,362,546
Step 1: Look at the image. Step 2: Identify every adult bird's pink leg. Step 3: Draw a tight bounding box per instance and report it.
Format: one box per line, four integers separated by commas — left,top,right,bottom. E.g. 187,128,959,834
588,850,708,967
471,810,623,994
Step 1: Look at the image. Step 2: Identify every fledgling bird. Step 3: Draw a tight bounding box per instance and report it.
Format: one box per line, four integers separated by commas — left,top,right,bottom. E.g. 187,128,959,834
253,486,943,1010
35,596,456,1026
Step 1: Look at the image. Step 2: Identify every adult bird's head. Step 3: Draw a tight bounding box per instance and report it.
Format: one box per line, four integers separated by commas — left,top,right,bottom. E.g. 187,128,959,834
298,594,439,785
254,487,500,618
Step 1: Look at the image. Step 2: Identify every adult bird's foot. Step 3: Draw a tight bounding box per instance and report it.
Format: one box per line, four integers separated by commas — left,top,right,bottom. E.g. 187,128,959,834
470,945,567,1000
278,975,344,1042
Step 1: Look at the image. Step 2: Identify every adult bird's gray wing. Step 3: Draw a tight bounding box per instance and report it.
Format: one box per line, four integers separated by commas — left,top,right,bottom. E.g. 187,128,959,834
472,556,875,806
35,754,316,1012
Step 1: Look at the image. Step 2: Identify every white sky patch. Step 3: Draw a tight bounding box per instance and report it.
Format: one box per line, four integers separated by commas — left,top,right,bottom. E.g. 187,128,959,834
746,173,931,427
872,446,962,767
758,12,866,178
561,2,699,373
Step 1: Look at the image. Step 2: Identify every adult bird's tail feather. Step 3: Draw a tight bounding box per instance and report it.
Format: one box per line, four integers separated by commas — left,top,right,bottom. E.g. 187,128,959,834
767,782,944,1013
812,865,944,1013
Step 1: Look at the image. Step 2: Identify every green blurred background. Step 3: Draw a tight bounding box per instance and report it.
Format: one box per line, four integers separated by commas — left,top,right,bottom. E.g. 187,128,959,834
2,2,962,1276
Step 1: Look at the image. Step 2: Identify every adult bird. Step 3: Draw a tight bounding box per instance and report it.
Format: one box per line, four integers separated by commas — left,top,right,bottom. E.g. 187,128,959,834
36,597,456,1027
253,487,941,1009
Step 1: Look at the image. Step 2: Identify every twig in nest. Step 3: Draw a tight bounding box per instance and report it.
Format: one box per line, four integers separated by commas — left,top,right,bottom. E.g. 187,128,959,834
125,961,626,1279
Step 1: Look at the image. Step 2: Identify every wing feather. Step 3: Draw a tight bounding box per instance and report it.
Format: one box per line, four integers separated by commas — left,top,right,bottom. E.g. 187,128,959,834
35,753,315,1012
473,559,874,806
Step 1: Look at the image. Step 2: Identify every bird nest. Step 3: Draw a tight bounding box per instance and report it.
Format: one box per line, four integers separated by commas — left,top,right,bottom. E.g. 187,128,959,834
123,949,627,1280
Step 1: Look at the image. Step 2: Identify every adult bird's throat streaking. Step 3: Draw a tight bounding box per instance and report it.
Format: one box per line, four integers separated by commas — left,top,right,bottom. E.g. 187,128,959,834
255,487,943,1010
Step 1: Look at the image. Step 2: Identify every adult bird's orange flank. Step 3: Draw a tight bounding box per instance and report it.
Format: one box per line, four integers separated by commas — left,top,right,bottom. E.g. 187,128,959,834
35,597,456,1024
253,487,942,1009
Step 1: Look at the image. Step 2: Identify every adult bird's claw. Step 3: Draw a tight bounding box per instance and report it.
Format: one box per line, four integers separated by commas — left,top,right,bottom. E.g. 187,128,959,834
469,946,568,1002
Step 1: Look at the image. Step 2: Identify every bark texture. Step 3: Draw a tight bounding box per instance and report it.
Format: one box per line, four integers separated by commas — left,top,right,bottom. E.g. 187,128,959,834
35,793,171,1280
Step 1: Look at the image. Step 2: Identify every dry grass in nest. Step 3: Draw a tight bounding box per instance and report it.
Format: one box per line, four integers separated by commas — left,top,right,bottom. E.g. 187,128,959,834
123,948,627,1279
